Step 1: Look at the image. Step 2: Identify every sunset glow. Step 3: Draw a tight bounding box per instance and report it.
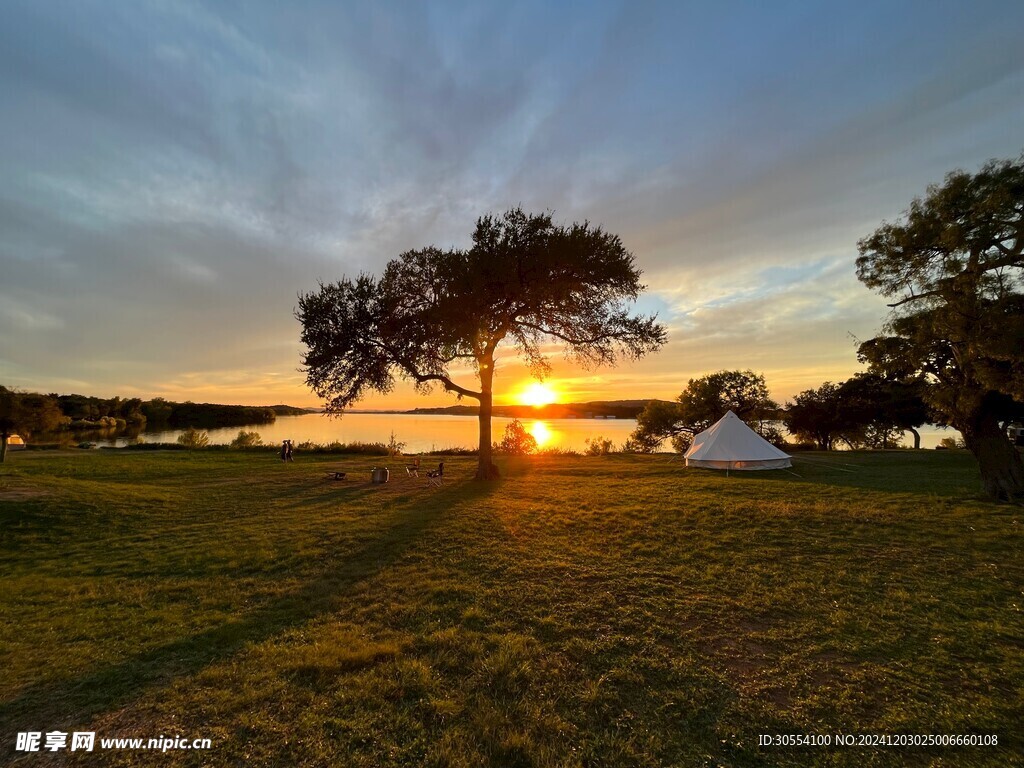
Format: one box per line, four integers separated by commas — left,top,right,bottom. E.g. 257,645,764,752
519,382,558,407
529,420,552,447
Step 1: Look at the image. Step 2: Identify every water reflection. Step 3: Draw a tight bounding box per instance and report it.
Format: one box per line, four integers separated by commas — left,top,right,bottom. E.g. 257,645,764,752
84,412,959,452
529,420,552,448
117,413,640,453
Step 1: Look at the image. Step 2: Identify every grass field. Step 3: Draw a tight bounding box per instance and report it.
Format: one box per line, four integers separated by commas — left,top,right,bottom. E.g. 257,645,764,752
1,449,1021,767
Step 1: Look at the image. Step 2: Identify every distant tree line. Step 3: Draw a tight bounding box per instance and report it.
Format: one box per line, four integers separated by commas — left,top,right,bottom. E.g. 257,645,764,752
57,394,280,429
0,388,287,461
151,400,278,428
57,394,147,427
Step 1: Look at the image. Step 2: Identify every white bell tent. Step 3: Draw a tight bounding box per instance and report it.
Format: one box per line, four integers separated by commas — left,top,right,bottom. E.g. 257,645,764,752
684,411,791,470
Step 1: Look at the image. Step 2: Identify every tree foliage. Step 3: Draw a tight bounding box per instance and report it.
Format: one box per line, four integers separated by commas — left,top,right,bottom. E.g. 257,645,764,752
0,387,67,463
0,387,19,464
786,375,930,450
584,436,615,456
626,400,687,452
230,430,263,448
628,370,778,452
298,209,666,479
837,374,929,449
51,395,275,430
494,419,538,455
856,155,1024,500
142,398,173,424
177,428,210,449
57,394,145,424
785,382,849,451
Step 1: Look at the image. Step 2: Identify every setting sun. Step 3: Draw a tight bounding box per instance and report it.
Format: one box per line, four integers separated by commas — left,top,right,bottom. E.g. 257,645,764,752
519,382,558,407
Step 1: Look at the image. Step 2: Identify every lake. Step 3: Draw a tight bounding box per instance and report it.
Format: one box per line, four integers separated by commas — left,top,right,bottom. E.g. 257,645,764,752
109,412,961,453
122,412,640,453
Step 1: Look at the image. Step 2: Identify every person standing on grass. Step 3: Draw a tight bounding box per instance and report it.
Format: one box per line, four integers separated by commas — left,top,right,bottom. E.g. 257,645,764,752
281,439,288,462
286,440,294,461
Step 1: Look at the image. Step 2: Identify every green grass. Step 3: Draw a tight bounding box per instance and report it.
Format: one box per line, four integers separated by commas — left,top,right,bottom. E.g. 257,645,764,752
1,449,1021,767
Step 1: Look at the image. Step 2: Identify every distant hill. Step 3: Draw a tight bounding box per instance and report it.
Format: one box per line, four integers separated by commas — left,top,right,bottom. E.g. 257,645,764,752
268,404,317,416
405,400,674,419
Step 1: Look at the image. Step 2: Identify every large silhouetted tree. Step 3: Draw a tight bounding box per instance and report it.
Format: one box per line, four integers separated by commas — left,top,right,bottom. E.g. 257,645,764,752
856,155,1024,500
298,209,666,479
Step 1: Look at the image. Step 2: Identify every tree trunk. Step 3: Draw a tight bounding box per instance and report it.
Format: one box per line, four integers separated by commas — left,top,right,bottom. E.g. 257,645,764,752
960,412,1024,502
905,427,921,450
475,357,500,480
0,430,7,464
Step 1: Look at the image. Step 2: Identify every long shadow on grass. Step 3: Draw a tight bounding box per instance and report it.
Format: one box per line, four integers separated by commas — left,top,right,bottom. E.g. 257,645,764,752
787,452,982,499
0,476,501,733
667,451,984,499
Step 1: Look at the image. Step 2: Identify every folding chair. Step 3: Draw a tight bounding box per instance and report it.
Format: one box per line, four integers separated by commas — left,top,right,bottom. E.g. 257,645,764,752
426,462,444,487
406,457,420,477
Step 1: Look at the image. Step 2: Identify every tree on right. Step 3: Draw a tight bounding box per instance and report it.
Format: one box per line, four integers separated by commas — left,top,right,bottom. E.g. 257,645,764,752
856,155,1024,501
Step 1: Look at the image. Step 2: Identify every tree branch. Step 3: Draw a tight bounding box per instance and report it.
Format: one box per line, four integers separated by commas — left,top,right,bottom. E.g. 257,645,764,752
412,373,481,400
364,335,483,400
887,289,944,308
983,247,1024,269
516,320,625,346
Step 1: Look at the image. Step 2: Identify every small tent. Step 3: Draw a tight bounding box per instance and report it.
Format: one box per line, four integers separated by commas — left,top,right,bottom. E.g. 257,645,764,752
684,411,791,470
5,435,26,450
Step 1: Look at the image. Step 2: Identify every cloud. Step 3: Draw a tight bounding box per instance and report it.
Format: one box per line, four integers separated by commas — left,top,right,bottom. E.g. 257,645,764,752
1,0,1022,406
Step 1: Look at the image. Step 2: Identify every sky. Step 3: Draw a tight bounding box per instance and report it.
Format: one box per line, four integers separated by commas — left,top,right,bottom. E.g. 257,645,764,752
2,0,1023,409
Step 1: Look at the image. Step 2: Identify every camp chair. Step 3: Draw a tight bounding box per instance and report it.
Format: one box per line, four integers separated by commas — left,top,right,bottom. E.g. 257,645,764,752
405,457,420,477
426,462,444,487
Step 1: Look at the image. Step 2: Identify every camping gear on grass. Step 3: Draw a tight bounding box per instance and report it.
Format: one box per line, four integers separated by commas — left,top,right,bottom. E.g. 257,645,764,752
426,462,444,487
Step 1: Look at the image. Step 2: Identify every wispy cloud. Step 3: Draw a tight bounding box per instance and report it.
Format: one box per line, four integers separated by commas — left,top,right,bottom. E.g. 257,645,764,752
1,0,1022,406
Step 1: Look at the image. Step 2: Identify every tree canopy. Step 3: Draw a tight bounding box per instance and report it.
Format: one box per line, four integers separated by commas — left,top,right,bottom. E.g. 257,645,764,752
785,382,849,451
627,370,778,452
494,419,538,456
0,387,66,463
298,209,666,479
856,154,1024,500
836,374,929,449
785,375,928,450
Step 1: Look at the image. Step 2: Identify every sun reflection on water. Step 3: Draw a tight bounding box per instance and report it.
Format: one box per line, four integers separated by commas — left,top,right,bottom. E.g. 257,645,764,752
529,420,552,447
